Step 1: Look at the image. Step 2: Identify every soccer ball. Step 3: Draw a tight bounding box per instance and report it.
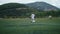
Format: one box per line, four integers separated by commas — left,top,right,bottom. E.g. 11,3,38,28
32,20,35,22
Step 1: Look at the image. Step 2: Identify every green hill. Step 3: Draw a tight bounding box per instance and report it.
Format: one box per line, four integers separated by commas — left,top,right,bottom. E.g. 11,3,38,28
0,3,28,11
0,3,38,18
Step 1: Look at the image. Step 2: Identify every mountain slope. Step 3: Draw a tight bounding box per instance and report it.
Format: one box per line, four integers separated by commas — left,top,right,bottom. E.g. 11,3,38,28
26,2,59,11
0,3,28,11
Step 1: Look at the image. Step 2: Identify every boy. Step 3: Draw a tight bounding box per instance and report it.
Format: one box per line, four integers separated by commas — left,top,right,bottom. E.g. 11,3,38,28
31,13,35,22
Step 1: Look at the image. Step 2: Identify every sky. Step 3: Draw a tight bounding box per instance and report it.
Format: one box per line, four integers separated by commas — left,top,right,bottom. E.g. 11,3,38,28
0,0,60,8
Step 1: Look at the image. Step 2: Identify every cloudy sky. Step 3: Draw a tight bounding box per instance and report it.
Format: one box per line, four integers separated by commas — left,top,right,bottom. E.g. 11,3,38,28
0,0,60,8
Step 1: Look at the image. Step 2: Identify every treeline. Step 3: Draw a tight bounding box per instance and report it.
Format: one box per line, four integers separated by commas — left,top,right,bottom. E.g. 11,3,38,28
0,3,60,18
35,10,60,18
0,8,35,18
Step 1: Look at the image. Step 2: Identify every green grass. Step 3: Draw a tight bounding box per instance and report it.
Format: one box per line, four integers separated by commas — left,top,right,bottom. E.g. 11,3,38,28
0,18,60,34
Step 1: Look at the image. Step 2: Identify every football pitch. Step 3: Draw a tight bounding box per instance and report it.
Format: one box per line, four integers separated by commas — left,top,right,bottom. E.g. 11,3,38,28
0,17,60,34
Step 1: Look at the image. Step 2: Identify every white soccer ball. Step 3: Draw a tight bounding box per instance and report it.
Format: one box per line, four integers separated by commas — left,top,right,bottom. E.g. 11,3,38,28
32,20,35,22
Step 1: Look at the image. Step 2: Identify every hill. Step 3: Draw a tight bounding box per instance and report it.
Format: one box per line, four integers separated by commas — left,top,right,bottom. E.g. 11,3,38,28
0,3,38,18
0,3,28,11
26,2,59,11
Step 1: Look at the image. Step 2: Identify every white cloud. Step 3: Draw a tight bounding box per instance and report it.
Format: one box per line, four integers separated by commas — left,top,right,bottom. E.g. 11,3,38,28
43,0,60,8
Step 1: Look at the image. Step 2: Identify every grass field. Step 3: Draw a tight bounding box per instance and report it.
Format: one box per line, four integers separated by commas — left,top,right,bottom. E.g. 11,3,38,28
0,17,60,34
